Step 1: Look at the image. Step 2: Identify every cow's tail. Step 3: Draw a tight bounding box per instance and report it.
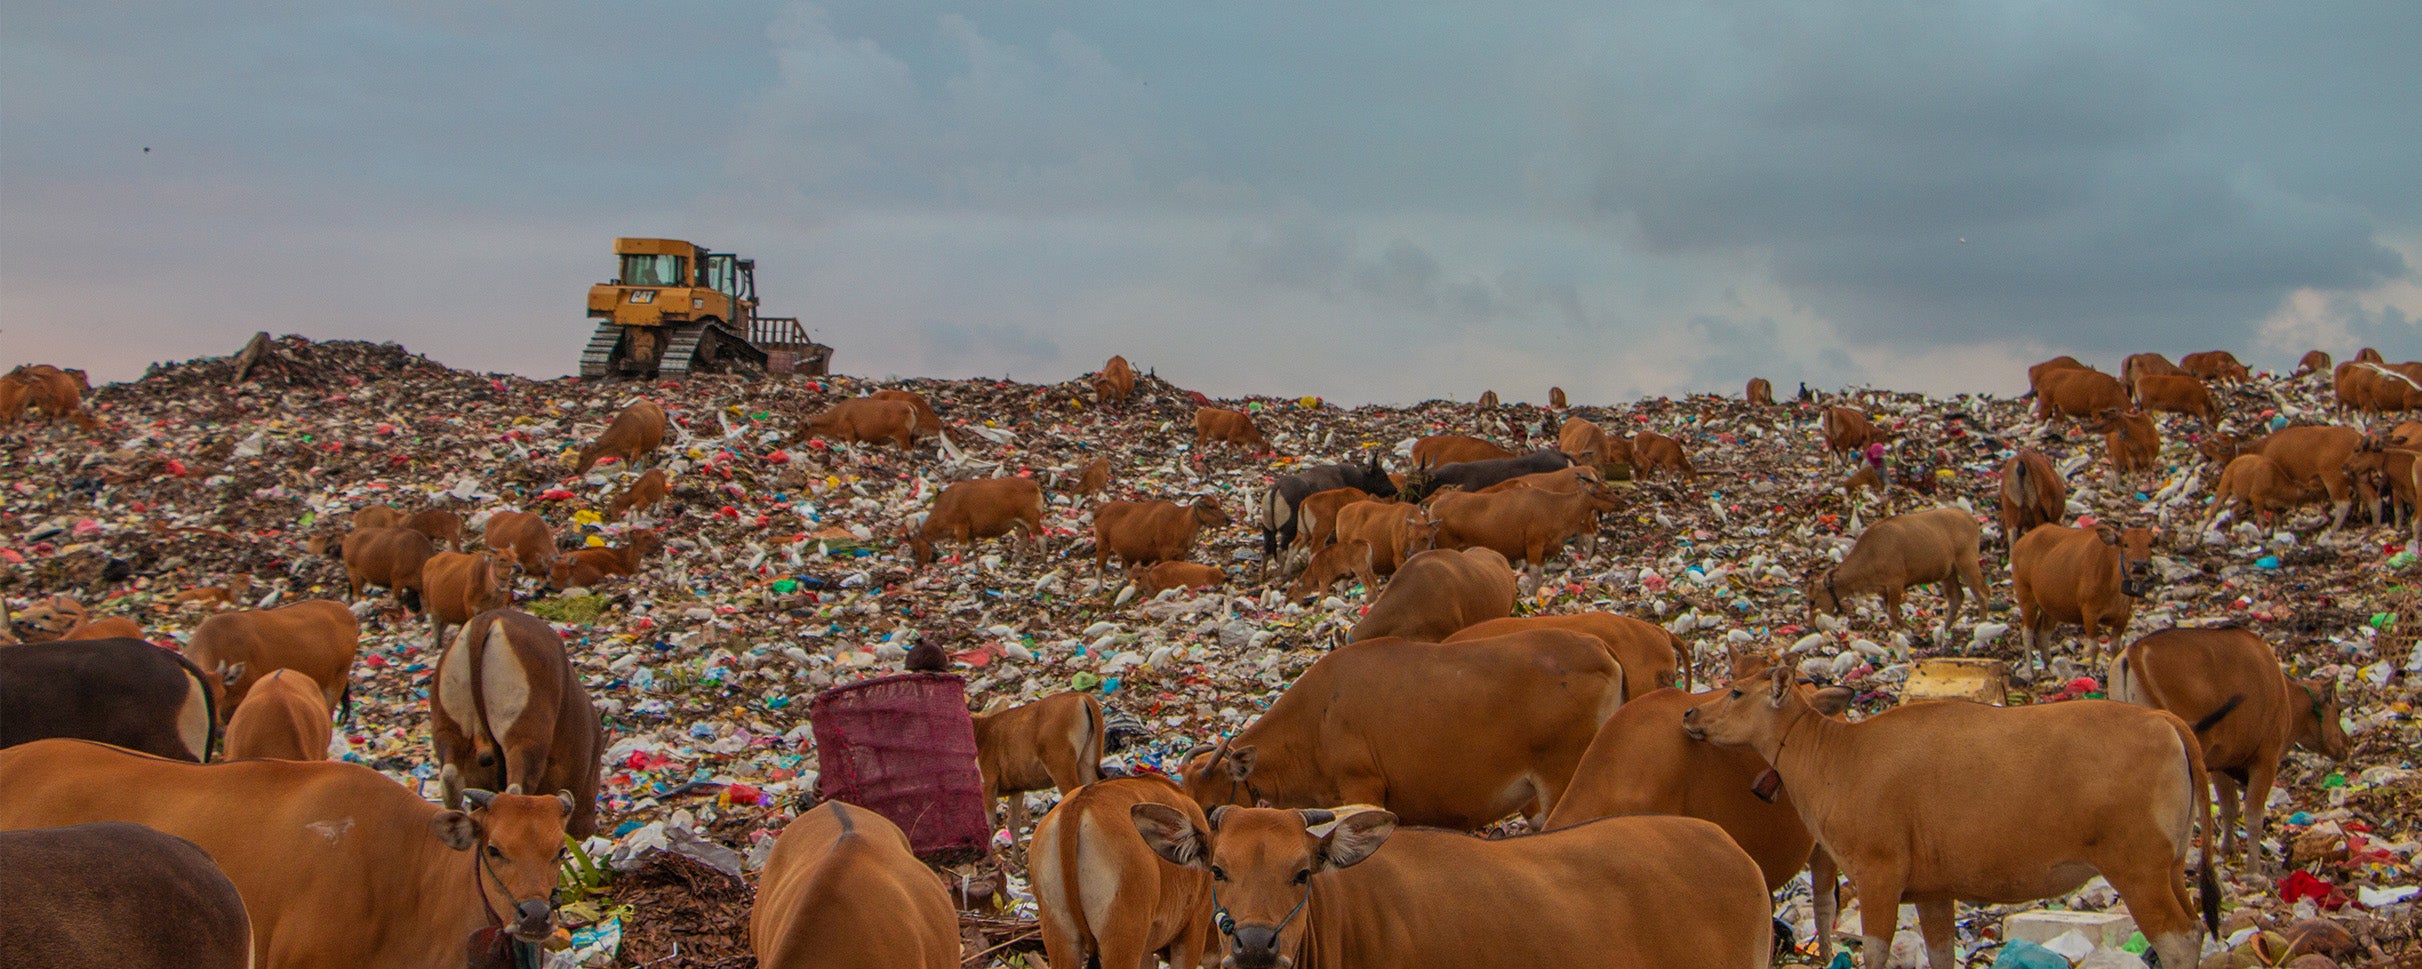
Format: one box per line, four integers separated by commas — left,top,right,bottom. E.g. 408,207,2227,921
2170,712,2222,937
1668,629,1693,691
462,615,502,778
1259,488,1286,568
339,682,354,723
2190,694,2245,734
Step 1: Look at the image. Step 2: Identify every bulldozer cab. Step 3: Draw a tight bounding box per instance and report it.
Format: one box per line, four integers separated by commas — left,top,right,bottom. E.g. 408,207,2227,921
580,238,830,380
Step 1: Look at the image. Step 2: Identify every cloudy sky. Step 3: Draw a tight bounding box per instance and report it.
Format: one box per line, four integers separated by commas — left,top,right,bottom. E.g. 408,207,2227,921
4,1,2415,403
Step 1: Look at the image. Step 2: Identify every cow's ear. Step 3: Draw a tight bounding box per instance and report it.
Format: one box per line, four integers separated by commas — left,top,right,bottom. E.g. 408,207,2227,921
1226,744,1257,781
1317,811,1396,871
1130,803,1206,868
1766,665,1792,707
218,661,246,684
2097,526,2120,546
557,790,578,816
431,810,481,851
1809,686,1856,716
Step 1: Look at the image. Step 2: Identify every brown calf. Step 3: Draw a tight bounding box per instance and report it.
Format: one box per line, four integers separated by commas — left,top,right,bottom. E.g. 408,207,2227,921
1334,500,1427,575
801,397,921,449
2086,408,2161,480
2025,355,2092,397
870,388,944,440
2133,373,2220,424
2037,368,2131,420
1548,386,1568,408
605,467,669,520
1412,434,1515,468
1684,667,2217,969
1292,486,1371,551
1095,355,1136,407
1285,539,1378,602
403,509,464,551
1032,778,1212,969
752,802,960,969
549,530,664,589
2180,350,2252,382
2109,626,2347,871
1191,407,1267,450
223,668,332,761
1556,417,1618,473
352,505,406,530
1747,377,1775,405
2122,351,2188,390
2296,350,2333,377
342,525,433,610
972,692,1104,838
1426,476,1622,573
2208,454,2304,530
182,599,361,721
1181,629,1624,827
910,477,1046,566
1997,450,2068,546
1448,612,1684,697
1630,429,1697,479
1069,456,1111,505
1132,561,1226,596
1807,507,1989,636
1092,497,1229,574
575,398,668,473
424,551,510,649
1477,389,1501,408
2011,522,2155,669
1131,806,1772,969
481,510,557,576
1346,547,1518,642
1819,406,1888,461
432,608,602,837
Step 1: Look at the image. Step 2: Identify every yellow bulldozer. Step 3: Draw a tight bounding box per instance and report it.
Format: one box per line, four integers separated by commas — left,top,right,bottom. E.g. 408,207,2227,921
580,237,833,379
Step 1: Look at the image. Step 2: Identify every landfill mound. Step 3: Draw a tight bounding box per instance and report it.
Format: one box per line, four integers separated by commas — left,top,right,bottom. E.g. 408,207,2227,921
6,336,2421,965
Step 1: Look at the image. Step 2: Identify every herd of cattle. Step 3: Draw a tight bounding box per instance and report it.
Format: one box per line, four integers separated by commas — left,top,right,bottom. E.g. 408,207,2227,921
1,345,2419,968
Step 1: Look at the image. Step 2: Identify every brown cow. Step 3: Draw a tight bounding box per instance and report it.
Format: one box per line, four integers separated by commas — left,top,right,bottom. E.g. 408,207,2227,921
1346,547,1517,642
223,669,333,761
1476,465,1603,495
1477,389,1501,408
548,530,664,589
170,573,255,611
1413,434,1516,468
2037,368,2131,420
1448,612,1684,698
0,821,253,969
1819,407,1889,462
432,609,603,838
2295,350,2333,377
1092,497,1229,574
574,398,668,473
1425,477,1623,573
2086,407,2161,481
1998,450,2068,546
2,364,99,431
8,595,91,642
972,692,1104,838
1747,378,1774,405
2207,454,2305,530
2210,425,2371,531
1548,386,1568,408
352,505,407,530
2122,351,2188,391
1683,667,2217,969
1095,355,1136,407
1293,486,1372,551
2109,626,2348,871
1630,429,1697,479
801,397,922,449
1180,630,1624,828
0,739,576,967
1069,456,1111,506
2180,350,2252,382
2133,373,2221,424
426,551,511,647
2025,355,2092,397
1031,777,1213,969
0,376,28,429
605,467,670,520
1130,806,1772,969
480,510,557,576
870,388,944,440
404,509,465,551
752,802,961,969
60,615,146,641
341,525,434,610
1286,539,1379,602
183,599,361,720
1334,500,1429,576
2011,522,2155,670
909,477,1046,566
1192,407,1267,450
1132,561,1225,596
1556,417,1617,473
1806,507,1988,636
0,639,219,762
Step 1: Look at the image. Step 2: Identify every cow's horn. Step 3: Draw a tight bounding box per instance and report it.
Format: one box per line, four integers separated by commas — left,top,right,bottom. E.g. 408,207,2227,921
463,788,497,809
1298,809,1336,828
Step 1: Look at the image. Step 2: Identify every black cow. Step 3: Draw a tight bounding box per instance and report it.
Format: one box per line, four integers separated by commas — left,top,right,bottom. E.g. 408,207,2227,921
0,639,218,761
1259,453,1396,574
1403,449,1573,500
0,822,254,969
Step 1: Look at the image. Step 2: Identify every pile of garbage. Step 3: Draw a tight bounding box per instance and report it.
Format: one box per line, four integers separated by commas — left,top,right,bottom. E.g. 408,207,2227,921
5,335,2419,966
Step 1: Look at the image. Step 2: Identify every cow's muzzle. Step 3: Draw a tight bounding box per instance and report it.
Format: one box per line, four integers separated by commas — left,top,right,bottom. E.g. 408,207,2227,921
2121,568,2152,599
510,899,555,942
1223,926,1291,969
